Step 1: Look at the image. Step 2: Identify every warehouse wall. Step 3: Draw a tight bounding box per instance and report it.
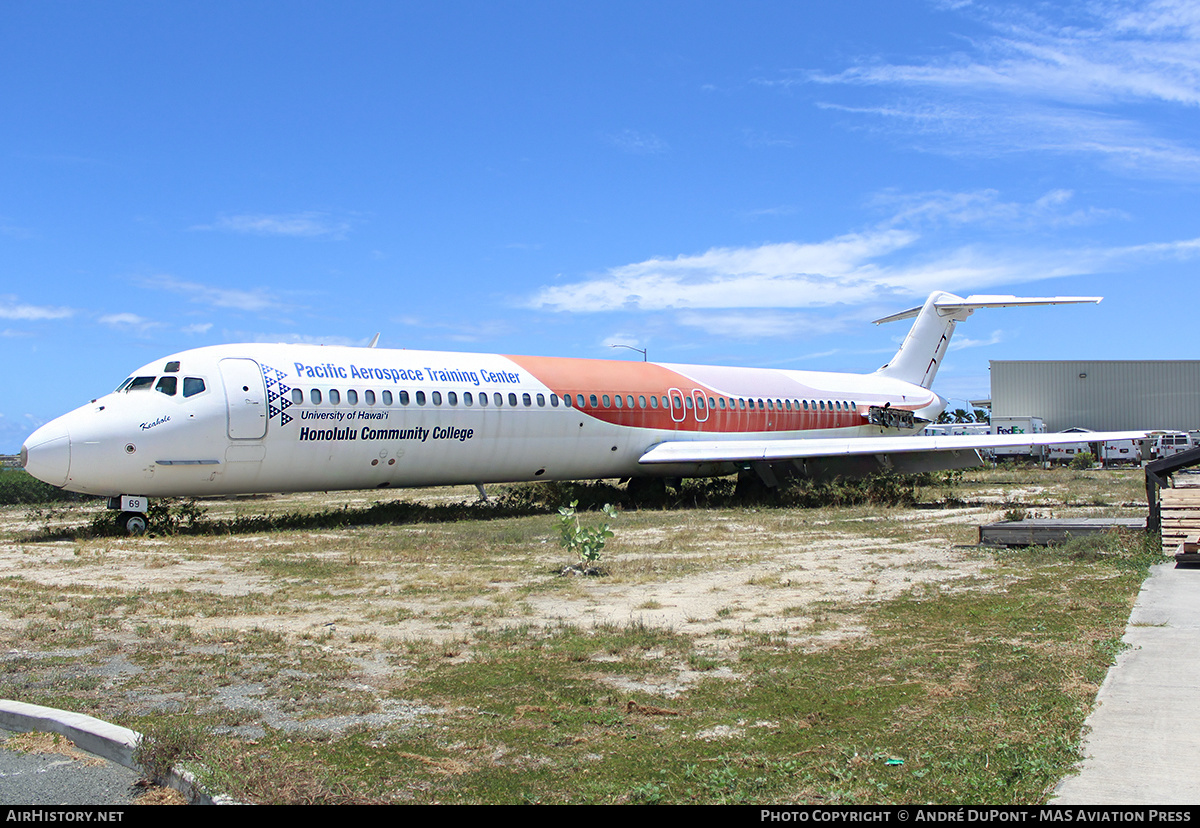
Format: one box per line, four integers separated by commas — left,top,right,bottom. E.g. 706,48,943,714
990,361,1200,432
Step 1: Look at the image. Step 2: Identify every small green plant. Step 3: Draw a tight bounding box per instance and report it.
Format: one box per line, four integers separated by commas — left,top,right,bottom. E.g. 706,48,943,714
1069,451,1095,470
557,499,618,569
133,717,207,786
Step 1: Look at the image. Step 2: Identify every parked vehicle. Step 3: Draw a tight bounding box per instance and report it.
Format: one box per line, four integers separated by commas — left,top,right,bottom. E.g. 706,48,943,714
1151,431,1195,460
1048,427,1095,465
991,416,1047,460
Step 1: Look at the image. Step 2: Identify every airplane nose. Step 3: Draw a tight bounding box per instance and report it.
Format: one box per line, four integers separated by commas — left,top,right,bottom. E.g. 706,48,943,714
22,419,71,488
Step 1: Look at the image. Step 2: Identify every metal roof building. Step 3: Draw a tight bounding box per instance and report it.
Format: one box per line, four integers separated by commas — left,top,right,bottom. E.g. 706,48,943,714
990,360,1200,433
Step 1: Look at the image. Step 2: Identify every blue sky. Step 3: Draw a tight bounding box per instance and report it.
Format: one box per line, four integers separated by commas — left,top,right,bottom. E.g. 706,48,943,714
4,0,1199,451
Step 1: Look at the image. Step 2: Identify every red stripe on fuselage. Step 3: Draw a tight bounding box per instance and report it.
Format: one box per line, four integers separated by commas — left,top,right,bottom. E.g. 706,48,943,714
504,354,865,435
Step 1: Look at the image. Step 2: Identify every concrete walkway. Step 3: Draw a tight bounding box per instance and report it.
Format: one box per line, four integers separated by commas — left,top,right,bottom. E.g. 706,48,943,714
1053,561,1200,804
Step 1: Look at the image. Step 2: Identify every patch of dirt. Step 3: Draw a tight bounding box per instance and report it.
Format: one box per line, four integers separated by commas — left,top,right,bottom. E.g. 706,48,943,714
4,731,105,766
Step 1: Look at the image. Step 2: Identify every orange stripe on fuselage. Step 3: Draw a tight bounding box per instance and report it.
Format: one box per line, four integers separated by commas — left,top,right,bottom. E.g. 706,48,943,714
504,354,863,435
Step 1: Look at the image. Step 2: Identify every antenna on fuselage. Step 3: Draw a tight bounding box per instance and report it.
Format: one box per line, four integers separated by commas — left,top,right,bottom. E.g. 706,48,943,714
367,333,380,349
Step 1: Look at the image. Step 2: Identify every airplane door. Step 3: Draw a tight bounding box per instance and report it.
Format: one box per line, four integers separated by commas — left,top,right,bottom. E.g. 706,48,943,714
668,387,686,423
219,358,268,439
692,390,709,422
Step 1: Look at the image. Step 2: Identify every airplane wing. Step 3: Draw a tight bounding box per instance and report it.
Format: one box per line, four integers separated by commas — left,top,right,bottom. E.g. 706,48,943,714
638,431,1148,466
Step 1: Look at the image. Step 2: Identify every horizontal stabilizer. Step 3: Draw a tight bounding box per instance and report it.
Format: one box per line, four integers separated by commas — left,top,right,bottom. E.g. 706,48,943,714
873,295,1102,325
639,430,1147,466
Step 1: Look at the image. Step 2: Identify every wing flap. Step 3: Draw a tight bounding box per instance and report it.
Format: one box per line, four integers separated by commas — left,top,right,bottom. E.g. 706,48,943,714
638,431,1147,465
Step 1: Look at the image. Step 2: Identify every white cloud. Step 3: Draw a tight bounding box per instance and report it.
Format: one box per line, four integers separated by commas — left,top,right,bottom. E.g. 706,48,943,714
675,310,854,340
525,202,1200,327
99,313,163,335
181,323,213,335
788,1,1200,174
247,332,367,347
871,188,1126,229
145,275,287,313
0,295,73,320
948,329,1005,351
193,212,352,239
528,229,922,312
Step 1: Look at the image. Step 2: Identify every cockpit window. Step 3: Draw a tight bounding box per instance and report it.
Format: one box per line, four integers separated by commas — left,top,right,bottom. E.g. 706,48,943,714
163,361,181,373
155,377,178,396
115,378,134,392
183,377,207,398
126,376,156,391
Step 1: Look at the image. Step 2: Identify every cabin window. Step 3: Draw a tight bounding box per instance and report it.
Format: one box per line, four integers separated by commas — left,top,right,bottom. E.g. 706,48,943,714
430,391,440,405
155,377,177,396
347,390,358,405
509,393,519,407
446,392,456,406
163,361,180,373
748,399,756,410
537,393,545,407
523,393,532,407
707,397,715,409
562,394,572,407
329,389,341,405
478,392,488,407
415,391,426,405
398,390,409,405
601,394,610,408
575,394,584,407
649,395,658,409
718,398,726,410
364,390,376,405
550,394,559,407
464,392,473,406
382,390,393,405
639,395,647,408
127,376,156,392
495,393,505,407
310,389,322,405
184,377,207,398
612,394,621,409
766,399,773,411
683,396,692,410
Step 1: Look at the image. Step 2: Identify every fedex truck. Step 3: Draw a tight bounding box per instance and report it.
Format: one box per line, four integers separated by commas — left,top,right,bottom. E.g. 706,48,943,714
991,416,1047,460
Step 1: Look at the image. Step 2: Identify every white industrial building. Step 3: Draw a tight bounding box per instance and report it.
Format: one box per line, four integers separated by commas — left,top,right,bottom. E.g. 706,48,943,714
990,360,1200,433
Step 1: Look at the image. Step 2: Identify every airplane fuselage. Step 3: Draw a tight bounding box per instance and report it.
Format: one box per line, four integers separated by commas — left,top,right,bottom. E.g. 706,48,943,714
23,342,941,499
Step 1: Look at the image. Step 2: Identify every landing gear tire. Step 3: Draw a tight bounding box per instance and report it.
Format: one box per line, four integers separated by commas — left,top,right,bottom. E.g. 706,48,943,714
118,511,147,536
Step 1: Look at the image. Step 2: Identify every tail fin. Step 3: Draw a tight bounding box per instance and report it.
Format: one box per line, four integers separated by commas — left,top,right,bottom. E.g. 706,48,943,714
873,291,1102,389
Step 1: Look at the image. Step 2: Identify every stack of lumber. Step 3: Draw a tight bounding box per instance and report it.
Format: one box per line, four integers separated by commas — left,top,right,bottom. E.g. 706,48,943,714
1161,485,1200,559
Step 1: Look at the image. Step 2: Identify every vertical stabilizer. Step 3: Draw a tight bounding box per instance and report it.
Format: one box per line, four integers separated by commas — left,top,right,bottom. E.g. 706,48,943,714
873,291,1102,389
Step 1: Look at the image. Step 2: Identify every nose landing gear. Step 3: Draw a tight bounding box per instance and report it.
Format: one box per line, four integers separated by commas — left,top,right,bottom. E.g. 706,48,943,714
118,511,148,535
108,495,149,535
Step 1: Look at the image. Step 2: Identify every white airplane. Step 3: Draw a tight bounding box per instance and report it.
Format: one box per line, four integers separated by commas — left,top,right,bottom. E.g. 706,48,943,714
21,290,1145,533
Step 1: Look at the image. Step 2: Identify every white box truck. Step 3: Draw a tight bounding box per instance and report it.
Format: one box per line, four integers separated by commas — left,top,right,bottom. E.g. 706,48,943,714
991,416,1046,460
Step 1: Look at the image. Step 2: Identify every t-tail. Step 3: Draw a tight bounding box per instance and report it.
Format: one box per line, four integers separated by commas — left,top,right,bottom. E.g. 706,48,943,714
873,291,1103,389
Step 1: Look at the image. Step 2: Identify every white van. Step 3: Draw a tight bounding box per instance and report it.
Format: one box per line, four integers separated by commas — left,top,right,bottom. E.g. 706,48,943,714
1151,431,1195,460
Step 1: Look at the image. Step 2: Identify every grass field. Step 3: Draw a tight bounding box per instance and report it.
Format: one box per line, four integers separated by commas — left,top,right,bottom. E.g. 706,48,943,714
0,467,1160,803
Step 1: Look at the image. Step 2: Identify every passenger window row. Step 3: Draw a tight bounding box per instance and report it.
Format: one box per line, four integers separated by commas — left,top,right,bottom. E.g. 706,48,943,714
291,386,857,415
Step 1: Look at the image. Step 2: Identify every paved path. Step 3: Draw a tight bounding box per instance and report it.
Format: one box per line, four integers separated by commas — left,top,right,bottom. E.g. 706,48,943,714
1053,561,1200,804
0,726,140,805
